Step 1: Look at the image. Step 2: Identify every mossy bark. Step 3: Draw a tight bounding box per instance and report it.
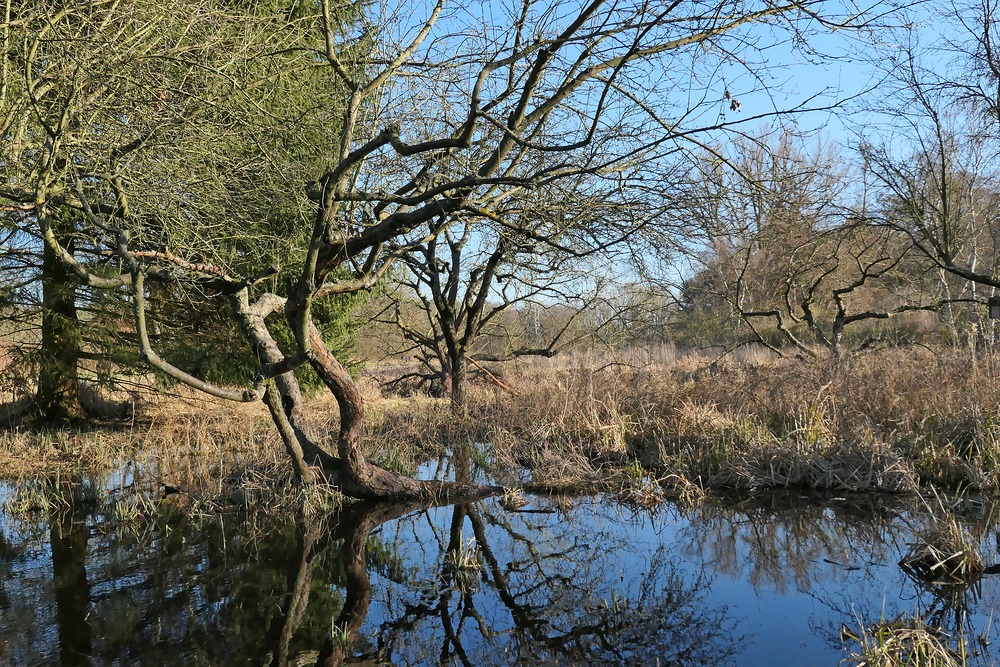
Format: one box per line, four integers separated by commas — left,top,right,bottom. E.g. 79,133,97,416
36,235,85,423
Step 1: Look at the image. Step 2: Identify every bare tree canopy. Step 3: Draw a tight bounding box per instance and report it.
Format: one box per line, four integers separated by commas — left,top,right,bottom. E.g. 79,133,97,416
1,0,904,498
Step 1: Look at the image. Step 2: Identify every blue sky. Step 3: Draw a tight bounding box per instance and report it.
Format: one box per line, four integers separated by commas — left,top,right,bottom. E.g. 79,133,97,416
711,1,941,150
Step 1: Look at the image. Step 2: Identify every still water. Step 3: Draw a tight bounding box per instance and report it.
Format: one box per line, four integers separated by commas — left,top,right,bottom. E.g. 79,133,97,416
2,481,1000,666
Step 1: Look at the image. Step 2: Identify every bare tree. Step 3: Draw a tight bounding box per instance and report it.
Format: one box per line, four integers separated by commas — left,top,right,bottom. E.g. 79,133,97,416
845,0,1000,351
674,132,955,357
384,185,629,410
2,0,901,498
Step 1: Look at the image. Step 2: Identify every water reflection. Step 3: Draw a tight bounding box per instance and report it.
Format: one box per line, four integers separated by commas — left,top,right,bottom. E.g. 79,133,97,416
50,483,92,666
3,486,1000,665
365,503,735,666
678,491,906,592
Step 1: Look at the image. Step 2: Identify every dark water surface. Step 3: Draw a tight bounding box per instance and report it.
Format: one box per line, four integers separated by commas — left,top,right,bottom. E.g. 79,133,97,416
2,479,1000,666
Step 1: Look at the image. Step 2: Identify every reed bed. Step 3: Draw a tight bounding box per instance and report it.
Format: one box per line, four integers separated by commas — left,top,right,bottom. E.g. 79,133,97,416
4,345,1000,509
899,513,984,584
899,492,986,585
451,345,1000,494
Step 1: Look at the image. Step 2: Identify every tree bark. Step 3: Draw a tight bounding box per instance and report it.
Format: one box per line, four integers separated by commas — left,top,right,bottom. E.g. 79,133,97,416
305,322,491,500
449,350,467,415
231,291,329,480
36,234,85,423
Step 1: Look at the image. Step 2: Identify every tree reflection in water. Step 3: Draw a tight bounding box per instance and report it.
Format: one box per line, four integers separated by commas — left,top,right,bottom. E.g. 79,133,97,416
4,485,1000,665
362,502,736,666
0,490,734,665
676,491,907,593
672,491,1000,665
50,487,92,666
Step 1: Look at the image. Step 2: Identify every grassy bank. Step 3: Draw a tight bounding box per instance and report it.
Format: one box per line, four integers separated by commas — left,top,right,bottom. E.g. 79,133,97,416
462,346,1000,494
4,346,1000,507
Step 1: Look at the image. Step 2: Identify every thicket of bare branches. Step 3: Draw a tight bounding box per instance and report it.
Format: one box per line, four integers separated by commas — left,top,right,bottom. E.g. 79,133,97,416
1,0,911,497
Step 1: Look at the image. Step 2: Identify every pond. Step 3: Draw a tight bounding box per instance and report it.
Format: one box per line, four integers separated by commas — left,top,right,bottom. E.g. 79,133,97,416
2,478,1000,666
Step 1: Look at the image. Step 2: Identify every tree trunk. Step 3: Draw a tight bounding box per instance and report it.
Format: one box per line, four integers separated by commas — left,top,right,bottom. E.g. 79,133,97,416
940,269,959,346
232,291,325,483
306,322,457,499
36,235,84,423
831,314,844,361
437,352,453,398
232,291,500,500
449,351,467,414
305,321,504,500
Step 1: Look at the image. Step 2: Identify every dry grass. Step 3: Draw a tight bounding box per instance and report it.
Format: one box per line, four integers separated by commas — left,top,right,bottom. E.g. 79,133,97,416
899,492,985,585
5,345,1000,505
0,387,327,524
841,612,967,667
443,345,1000,495
899,514,984,584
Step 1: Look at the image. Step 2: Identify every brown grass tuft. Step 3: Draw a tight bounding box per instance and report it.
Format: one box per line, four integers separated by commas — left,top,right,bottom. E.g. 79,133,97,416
899,494,985,584
841,612,966,667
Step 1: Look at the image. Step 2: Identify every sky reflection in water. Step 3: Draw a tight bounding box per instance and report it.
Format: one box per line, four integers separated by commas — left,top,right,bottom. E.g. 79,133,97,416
2,484,1000,666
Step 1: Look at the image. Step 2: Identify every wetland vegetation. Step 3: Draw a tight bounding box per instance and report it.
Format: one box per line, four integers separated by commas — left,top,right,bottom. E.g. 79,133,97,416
10,0,1000,663
5,347,1000,663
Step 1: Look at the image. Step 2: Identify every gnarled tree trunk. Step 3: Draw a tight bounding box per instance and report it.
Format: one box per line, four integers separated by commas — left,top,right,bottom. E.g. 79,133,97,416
304,321,485,499
232,289,499,501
